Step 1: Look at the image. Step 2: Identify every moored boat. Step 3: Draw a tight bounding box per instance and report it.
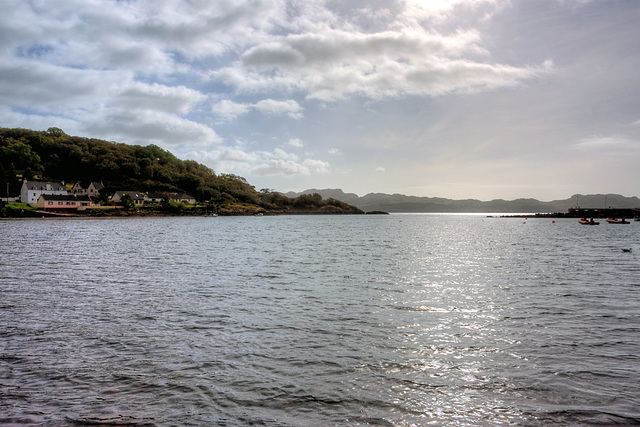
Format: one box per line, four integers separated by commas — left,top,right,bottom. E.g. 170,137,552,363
606,217,630,224
578,218,599,225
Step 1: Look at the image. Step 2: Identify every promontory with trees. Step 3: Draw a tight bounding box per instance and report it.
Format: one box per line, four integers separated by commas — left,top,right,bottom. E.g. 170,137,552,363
0,127,363,216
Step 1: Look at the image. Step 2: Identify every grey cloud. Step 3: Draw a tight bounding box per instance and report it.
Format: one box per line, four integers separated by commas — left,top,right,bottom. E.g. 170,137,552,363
0,105,79,134
0,61,124,111
1,0,637,200
82,109,221,147
116,83,206,115
404,60,551,95
242,29,482,69
221,25,548,100
2,0,285,74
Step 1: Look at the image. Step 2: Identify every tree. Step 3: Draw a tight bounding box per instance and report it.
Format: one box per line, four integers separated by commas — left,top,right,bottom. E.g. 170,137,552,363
1,141,43,172
120,193,135,211
23,167,35,180
293,193,323,208
46,127,66,137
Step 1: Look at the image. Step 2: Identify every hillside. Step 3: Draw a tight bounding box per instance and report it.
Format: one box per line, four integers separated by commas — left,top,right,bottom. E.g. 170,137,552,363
287,189,640,213
0,127,362,215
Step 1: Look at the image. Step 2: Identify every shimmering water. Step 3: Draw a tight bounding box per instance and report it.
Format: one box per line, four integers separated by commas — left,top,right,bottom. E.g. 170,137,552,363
1,215,639,426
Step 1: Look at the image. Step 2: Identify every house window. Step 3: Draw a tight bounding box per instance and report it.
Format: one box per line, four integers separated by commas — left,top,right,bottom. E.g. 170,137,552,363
58,202,63,205
48,202,53,206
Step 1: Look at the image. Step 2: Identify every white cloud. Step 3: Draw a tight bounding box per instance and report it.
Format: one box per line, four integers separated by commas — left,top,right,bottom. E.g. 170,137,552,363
1,0,637,201
301,158,331,174
187,146,330,177
2,0,287,73
212,98,303,121
0,58,215,147
116,83,206,115
254,99,303,119
82,109,221,147
215,25,551,100
0,60,125,112
286,138,304,148
0,105,79,134
574,135,639,152
400,0,501,23
0,0,549,155
211,100,252,122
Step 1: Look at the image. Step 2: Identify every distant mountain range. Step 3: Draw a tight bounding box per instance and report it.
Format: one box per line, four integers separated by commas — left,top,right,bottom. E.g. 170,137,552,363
285,189,640,213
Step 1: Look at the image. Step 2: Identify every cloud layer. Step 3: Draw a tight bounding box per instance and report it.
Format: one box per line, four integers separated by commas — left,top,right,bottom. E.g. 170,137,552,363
1,0,638,199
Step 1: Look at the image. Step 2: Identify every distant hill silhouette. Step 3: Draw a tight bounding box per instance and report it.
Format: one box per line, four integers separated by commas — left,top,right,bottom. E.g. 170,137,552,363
286,189,640,213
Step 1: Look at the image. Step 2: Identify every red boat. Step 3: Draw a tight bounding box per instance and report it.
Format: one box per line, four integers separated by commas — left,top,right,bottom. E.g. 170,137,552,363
579,218,599,225
606,218,630,224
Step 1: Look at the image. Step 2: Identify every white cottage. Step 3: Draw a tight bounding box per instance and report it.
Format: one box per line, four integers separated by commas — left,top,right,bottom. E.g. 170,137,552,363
20,180,67,204
169,193,196,204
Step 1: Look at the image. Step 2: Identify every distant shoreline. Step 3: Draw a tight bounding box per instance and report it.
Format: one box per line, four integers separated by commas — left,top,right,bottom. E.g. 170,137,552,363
1,208,366,219
3,207,639,220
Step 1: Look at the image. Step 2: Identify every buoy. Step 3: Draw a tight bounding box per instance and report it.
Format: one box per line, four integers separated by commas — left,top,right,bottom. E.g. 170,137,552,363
552,221,555,223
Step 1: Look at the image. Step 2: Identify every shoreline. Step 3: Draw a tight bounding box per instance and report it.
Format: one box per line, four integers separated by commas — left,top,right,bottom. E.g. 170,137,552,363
3,207,638,220
1,208,366,219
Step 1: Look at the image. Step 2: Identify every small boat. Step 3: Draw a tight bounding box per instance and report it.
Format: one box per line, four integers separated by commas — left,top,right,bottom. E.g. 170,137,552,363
606,218,630,224
578,218,599,225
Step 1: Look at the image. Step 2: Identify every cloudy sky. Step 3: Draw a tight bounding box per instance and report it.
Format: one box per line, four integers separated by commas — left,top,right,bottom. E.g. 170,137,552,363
1,0,639,200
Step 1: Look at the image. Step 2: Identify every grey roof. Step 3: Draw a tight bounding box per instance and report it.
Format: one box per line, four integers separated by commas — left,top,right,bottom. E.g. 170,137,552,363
24,180,65,191
171,193,195,200
146,192,167,199
75,181,104,190
39,194,92,202
114,191,146,200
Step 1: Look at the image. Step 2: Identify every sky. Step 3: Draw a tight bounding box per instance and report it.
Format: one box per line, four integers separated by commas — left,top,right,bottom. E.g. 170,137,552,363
1,0,639,201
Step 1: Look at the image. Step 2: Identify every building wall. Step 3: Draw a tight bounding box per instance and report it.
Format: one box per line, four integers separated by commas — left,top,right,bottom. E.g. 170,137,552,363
21,181,67,204
37,199,78,211
36,196,93,211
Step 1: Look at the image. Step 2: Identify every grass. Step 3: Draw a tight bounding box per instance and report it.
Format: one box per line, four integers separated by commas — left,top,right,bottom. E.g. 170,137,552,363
5,202,37,211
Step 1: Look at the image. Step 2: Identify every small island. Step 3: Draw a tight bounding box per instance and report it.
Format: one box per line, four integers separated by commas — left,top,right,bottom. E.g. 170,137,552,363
0,127,363,217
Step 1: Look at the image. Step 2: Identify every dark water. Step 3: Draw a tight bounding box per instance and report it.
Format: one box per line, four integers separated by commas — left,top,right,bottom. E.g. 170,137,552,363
1,215,639,426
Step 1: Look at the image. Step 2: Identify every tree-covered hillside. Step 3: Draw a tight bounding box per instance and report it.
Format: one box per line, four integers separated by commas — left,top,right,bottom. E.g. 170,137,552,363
0,127,362,214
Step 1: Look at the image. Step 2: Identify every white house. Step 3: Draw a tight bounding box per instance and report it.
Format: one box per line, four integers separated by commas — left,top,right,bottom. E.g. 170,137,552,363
20,180,67,204
72,181,104,199
169,193,196,204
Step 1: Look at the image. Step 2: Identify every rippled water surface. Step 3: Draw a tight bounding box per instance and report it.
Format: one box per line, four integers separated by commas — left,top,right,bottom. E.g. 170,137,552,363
1,215,639,426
